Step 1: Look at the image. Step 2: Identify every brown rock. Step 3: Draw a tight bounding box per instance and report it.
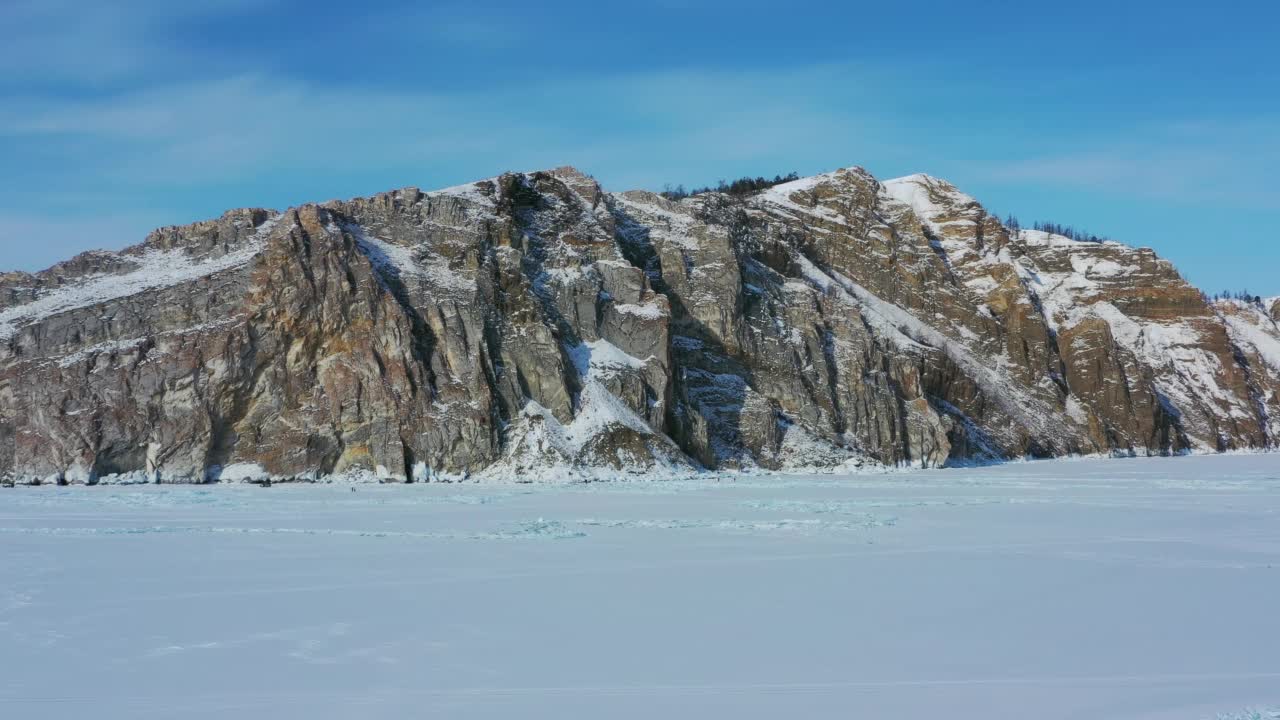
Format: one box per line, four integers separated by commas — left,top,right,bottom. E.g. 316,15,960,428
1,166,1274,482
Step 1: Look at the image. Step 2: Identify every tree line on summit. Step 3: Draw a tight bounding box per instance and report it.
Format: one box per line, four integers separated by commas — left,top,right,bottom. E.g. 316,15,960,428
1001,216,1111,244
1210,289,1268,305
657,171,1115,246
659,172,802,200
660,170,1268,309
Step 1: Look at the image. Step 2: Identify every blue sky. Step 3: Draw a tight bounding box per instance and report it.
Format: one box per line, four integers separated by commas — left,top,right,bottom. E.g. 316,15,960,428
2,0,1277,295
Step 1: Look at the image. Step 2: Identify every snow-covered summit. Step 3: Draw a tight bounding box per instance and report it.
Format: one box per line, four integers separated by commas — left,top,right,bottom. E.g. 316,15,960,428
880,173,980,218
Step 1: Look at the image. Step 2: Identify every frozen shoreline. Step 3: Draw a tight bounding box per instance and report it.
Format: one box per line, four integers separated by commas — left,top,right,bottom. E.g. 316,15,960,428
2,454,1278,719
5,447,1278,488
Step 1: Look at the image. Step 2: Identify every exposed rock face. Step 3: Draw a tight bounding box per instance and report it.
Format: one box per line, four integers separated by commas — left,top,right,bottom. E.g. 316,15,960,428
1215,298,1280,444
1,166,1276,483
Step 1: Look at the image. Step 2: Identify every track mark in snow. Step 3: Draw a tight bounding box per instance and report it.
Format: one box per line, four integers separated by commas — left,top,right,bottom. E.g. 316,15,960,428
0,520,585,541
5,672,1280,704
741,498,1001,513
575,515,895,533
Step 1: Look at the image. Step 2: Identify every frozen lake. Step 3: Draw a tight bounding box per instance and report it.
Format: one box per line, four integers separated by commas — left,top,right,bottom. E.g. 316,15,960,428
3,455,1279,719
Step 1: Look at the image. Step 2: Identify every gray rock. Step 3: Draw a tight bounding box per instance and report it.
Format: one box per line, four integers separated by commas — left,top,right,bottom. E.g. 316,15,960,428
1,166,1276,482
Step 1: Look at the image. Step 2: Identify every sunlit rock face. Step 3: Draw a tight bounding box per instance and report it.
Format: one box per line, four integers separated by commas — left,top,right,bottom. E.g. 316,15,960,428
1,166,1276,483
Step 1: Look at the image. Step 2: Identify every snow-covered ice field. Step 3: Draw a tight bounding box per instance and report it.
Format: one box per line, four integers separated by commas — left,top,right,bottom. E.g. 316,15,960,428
2,455,1278,719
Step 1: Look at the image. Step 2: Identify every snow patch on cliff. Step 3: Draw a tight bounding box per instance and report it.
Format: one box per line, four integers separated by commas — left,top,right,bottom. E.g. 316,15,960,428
1015,231,1259,442
794,253,1061,439
612,192,704,252
1219,303,1280,373
484,338,688,481
483,383,691,483
351,227,477,294
568,339,652,380
614,302,666,319
0,216,280,341
879,174,1021,305
421,178,503,223
756,169,867,227
1018,228,1124,249
769,420,873,473
880,174,980,234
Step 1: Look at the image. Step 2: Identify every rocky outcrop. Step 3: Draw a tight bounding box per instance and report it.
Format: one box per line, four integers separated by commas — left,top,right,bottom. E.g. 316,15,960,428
1215,298,1280,444
1,166,1276,483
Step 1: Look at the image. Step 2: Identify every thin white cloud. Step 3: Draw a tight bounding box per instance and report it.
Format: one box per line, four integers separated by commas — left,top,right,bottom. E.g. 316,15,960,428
980,120,1280,208
0,0,274,86
0,64,887,189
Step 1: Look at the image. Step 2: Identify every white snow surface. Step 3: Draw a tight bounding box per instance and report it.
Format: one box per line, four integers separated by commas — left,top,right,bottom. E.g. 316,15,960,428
3,454,1277,719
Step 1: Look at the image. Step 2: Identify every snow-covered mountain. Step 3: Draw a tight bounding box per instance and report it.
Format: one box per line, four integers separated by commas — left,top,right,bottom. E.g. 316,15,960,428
1,166,1276,483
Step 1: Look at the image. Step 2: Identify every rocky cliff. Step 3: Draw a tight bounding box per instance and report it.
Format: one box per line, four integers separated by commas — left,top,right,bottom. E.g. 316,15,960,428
2,166,1276,483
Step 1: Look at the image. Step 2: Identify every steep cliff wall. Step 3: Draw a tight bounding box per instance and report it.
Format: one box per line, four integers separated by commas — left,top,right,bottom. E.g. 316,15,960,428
1,166,1274,483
